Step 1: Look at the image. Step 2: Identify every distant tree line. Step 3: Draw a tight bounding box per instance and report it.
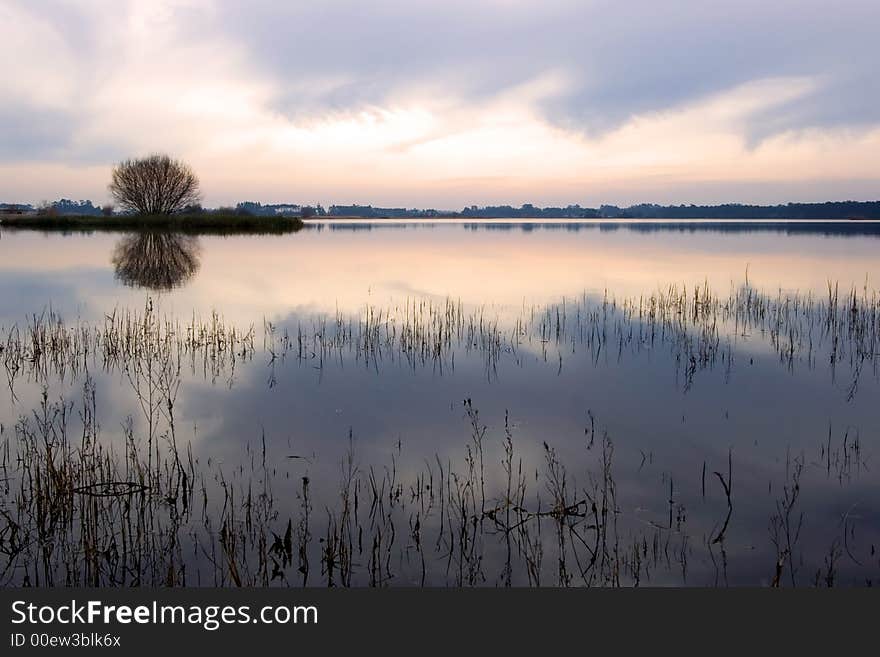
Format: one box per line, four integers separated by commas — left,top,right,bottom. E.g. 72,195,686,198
0,200,103,215
323,204,597,218
595,201,880,220
50,199,104,215
329,204,413,218
236,201,325,217
324,201,880,219
327,205,452,218
458,204,600,218
4,200,880,220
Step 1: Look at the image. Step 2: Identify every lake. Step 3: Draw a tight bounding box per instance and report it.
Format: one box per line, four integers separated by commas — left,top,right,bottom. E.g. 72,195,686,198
1,220,878,586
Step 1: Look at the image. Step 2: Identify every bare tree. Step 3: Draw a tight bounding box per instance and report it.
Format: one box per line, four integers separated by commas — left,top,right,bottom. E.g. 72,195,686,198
109,154,201,215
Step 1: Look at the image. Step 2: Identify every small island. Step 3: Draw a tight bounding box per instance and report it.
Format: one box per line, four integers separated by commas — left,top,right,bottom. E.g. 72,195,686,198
1,154,306,234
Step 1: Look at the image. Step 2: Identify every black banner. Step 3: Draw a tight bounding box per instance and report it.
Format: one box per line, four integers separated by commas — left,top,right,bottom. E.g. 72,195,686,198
0,588,874,654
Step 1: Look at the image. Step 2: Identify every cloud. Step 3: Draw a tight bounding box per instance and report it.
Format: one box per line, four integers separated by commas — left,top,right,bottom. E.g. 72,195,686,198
1,0,879,206
213,0,880,135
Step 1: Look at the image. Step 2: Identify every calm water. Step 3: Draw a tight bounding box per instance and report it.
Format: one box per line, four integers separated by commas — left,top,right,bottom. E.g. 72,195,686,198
1,220,879,586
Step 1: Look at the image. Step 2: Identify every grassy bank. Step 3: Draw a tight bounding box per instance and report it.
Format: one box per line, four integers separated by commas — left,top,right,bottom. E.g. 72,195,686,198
0,212,306,234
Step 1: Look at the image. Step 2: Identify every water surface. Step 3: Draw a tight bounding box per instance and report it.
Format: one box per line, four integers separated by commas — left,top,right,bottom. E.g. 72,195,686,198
1,220,878,586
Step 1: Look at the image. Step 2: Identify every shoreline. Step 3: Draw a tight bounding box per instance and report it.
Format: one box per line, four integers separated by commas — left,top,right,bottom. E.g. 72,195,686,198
0,213,306,235
313,216,880,223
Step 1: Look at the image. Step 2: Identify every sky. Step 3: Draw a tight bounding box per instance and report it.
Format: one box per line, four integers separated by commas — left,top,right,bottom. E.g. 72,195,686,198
1,0,879,209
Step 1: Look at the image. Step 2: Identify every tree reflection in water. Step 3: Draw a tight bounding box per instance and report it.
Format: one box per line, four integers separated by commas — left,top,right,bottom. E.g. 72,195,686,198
112,232,201,290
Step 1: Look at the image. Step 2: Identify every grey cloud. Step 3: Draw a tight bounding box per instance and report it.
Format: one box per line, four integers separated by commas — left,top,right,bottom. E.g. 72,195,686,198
746,71,880,145
0,106,75,160
0,103,128,165
3,0,879,176
212,0,880,138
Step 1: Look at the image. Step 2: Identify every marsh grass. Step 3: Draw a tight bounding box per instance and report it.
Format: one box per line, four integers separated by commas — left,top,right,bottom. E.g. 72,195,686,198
0,280,878,587
4,381,869,587
0,378,647,586
0,212,306,234
4,281,878,395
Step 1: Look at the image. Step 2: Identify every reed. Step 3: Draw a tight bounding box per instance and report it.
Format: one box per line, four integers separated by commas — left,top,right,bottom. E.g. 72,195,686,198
0,280,877,587
3,281,878,395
